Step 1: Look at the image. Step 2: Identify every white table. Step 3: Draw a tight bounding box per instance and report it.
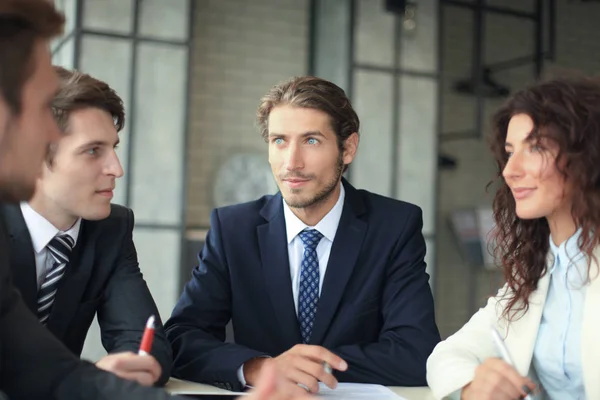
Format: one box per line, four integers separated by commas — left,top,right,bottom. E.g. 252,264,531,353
166,378,435,400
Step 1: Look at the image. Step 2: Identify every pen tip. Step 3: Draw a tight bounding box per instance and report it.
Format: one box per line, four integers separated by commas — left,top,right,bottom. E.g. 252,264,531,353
146,315,155,328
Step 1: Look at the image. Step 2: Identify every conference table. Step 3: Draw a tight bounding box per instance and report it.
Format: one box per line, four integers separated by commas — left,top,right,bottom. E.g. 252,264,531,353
166,378,436,400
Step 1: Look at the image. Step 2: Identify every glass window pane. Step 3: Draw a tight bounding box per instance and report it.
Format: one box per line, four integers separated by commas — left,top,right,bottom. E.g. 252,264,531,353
51,36,75,69
79,36,133,207
81,317,104,362
130,43,187,225
487,0,535,13
354,0,395,67
400,0,438,73
313,0,352,89
53,0,77,35
397,76,438,236
82,0,134,34
51,0,77,68
139,0,190,41
351,70,394,197
133,228,181,321
485,13,533,68
440,5,476,141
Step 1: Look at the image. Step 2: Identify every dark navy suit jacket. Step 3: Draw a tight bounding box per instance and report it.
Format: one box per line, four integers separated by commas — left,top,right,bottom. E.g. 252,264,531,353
165,179,440,391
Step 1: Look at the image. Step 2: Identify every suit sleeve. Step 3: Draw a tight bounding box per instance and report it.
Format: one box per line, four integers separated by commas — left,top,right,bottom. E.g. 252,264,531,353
331,208,441,386
164,209,267,392
96,208,173,385
426,285,509,399
0,217,184,400
54,361,189,400
0,276,187,400
0,258,80,399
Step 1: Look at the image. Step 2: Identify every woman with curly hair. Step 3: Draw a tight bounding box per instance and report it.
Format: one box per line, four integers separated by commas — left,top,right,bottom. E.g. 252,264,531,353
426,76,600,400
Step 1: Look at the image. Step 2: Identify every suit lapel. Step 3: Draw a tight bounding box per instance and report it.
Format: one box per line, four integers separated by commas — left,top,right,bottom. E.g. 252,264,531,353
46,220,96,338
309,180,367,345
581,247,600,399
505,269,551,376
258,194,302,347
1,204,38,313
503,246,600,397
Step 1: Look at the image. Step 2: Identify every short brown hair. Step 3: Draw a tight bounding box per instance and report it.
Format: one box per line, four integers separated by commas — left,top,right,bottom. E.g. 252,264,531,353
0,0,64,114
257,76,360,148
45,67,125,164
52,66,125,133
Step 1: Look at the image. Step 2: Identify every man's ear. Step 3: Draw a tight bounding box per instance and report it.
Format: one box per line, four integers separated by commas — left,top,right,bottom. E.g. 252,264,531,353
342,132,359,165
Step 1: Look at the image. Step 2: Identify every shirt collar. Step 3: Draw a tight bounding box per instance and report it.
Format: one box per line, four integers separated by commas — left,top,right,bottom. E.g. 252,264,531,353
548,227,584,274
20,202,82,253
283,183,345,244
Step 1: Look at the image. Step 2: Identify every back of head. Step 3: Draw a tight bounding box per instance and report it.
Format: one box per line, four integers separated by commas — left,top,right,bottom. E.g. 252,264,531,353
256,76,360,148
489,75,600,319
0,0,64,203
0,0,64,114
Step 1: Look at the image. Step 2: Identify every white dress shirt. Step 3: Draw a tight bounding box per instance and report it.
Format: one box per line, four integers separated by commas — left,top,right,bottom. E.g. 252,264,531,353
20,202,81,290
237,183,345,385
283,184,345,313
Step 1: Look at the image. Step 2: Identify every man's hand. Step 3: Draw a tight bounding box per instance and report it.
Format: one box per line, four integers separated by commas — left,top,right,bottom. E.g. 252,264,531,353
95,351,162,386
461,358,536,400
244,360,314,400
244,345,347,396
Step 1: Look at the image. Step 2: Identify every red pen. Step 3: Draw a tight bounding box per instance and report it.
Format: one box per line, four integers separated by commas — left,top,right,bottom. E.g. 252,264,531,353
138,315,155,356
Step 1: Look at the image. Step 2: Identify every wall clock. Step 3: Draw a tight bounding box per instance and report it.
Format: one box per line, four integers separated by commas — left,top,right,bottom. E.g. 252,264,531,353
212,152,278,208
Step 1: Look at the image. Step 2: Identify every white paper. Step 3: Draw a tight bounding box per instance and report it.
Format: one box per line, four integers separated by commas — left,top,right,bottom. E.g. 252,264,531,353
316,383,407,399
166,380,407,399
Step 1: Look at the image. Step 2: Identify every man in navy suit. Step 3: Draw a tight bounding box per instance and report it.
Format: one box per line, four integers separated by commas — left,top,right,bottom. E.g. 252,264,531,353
165,76,440,395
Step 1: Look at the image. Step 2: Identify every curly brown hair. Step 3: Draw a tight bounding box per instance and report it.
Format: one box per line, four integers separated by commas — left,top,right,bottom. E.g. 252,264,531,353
489,76,600,320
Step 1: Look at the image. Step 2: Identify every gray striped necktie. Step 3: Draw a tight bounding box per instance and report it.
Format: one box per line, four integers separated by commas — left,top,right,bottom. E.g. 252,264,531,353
37,233,74,325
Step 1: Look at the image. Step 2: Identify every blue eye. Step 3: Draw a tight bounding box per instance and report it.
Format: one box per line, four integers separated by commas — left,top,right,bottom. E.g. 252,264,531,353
86,148,97,155
307,138,318,145
274,138,283,145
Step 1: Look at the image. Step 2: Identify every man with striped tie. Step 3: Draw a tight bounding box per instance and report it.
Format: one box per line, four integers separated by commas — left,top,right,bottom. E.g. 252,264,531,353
0,1,184,398
0,65,173,387
0,2,313,400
